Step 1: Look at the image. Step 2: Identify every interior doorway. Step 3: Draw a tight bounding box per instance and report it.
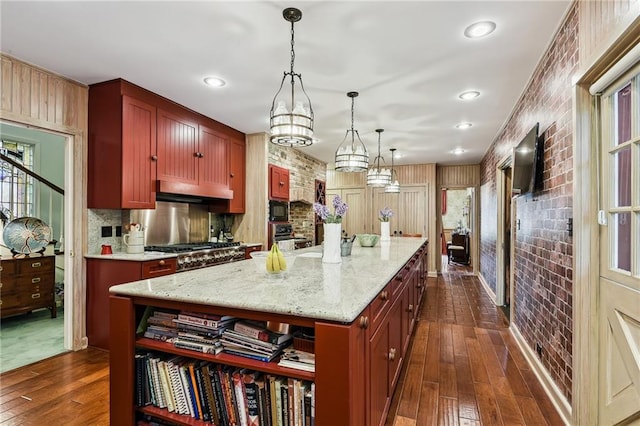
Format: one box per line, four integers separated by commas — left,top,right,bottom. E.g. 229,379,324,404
0,121,71,372
496,156,513,321
440,186,474,273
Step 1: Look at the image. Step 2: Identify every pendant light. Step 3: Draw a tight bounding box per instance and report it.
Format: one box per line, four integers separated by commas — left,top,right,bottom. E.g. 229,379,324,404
385,148,401,193
335,92,369,172
367,129,392,187
269,8,314,147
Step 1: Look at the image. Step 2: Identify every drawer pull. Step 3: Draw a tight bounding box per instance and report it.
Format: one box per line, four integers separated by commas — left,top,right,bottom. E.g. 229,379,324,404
388,348,397,361
408,304,413,313
31,293,41,299
159,260,165,266
359,315,369,329
32,277,41,283
31,262,42,268
380,291,389,301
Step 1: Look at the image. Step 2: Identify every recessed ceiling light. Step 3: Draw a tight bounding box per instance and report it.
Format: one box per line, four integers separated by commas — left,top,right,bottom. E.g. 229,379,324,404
203,76,226,88
458,90,480,100
451,148,466,155
464,21,496,38
456,122,473,129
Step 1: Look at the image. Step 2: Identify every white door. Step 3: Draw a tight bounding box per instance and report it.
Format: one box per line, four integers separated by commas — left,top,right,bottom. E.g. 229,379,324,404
396,185,427,237
598,65,640,425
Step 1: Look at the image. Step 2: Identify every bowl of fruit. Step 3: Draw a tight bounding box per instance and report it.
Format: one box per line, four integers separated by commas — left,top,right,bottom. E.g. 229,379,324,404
250,244,297,277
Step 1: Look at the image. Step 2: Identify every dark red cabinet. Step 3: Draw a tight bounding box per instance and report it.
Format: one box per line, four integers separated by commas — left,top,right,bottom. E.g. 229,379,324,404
269,164,290,201
89,81,157,209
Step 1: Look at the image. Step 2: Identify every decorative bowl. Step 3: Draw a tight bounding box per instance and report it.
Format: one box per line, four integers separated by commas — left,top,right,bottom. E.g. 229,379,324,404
2,217,52,255
250,250,297,277
357,234,380,247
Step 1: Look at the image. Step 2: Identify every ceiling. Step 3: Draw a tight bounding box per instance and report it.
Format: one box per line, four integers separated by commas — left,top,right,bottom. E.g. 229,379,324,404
0,1,570,166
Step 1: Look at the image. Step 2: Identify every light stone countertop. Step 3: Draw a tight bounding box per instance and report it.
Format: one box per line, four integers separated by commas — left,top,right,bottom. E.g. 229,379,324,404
109,237,427,323
84,251,178,261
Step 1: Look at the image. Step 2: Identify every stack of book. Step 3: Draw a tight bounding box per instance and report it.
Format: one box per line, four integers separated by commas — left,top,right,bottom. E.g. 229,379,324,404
134,352,316,426
277,347,316,373
171,311,236,355
141,309,179,342
221,320,293,362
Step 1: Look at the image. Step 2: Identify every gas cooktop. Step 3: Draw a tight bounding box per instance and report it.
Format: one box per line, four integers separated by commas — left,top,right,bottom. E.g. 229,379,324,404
145,242,240,253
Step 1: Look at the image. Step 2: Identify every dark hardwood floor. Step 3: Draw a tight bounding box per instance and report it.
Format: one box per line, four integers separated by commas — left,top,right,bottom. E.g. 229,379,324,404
0,260,564,425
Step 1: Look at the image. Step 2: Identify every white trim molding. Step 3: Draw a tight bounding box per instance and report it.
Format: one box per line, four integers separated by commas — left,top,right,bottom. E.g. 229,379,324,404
477,272,497,304
428,270,438,278
511,324,572,425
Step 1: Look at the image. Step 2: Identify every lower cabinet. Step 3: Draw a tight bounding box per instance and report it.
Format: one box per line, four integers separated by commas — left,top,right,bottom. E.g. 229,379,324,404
86,257,176,350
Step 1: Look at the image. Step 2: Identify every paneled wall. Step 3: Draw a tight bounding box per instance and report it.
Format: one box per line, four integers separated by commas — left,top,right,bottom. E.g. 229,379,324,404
327,163,439,275
0,53,88,350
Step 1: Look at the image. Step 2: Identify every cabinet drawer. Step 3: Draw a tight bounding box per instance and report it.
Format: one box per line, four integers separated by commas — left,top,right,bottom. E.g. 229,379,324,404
0,275,19,293
1,259,17,275
141,258,177,278
1,289,54,310
17,257,55,274
370,282,392,333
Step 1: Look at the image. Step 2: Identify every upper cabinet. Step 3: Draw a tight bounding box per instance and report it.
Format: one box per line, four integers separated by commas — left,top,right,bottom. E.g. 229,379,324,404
88,79,245,208
88,81,157,209
269,164,290,201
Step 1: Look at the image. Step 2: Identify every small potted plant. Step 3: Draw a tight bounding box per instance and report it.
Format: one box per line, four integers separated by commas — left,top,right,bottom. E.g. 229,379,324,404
378,207,393,241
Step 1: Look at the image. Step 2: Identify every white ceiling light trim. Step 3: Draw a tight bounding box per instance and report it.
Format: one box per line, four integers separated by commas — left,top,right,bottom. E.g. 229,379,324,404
455,122,473,129
464,21,496,38
458,90,480,100
203,77,226,88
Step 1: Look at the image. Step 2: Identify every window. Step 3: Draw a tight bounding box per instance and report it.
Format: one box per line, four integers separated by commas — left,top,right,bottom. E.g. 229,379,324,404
0,140,35,221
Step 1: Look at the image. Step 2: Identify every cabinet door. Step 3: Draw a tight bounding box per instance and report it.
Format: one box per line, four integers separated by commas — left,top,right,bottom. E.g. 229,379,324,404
121,96,157,209
228,138,246,213
198,124,229,195
369,319,391,426
370,187,399,234
269,164,290,201
342,188,367,235
157,108,198,185
396,186,427,236
389,295,404,390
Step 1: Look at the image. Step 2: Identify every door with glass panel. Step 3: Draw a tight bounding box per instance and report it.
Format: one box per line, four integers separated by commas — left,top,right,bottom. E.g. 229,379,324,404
598,65,640,425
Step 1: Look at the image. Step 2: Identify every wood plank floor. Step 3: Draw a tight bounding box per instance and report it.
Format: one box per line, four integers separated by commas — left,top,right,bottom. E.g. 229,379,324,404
0,261,565,425
385,260,565,426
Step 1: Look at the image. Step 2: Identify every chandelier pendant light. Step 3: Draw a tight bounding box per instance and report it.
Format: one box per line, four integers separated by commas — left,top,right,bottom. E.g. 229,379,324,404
335,91,369,172
269,7,314,147
385,148,401,193
367,129,392,187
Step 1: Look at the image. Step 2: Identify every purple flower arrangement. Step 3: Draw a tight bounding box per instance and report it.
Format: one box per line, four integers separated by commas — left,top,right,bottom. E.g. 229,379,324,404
313,195,348,223
378,207,393,222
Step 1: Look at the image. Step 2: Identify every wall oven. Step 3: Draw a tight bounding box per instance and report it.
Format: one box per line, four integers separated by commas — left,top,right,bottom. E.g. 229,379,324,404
269,200,289,222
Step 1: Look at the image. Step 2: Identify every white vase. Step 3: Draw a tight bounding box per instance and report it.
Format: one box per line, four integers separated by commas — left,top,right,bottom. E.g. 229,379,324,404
380,221,391,241
322,223,342,264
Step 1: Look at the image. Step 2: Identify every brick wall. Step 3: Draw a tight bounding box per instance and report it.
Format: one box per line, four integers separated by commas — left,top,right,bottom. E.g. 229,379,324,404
269,145,326,239
479,3,577,402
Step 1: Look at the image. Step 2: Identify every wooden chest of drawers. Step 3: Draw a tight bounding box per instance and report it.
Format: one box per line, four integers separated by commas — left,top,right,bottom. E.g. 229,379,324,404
1,256,57,319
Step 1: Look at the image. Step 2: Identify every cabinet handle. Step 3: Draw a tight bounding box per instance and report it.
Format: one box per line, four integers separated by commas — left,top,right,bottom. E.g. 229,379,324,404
194,152,204,158
380,291,389,301
151,155,158,161
230,173,235,178
159,260,165,266
359,315,369,329
31,262,42,268
32,277,41,283
388,348,397,361
279,181,284,186
408,304,413,313
31,293,41,299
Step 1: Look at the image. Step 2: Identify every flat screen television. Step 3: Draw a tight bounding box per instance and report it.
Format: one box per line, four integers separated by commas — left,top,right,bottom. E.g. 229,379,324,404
512,123,543,195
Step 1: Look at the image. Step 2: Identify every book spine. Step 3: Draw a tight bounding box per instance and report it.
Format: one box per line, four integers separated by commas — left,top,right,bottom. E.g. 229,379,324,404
157,360,175,413
177,314,225,329
210,365,229,426
134,354,146,407
303,384,312,426
280,381,289,426
233,370,249,426
174,339,221,354
310,382,315,426
243,374,261,426
193,363,210,422
178,363,196,418
145,356,157,407
288,378,295,426
219,366,238,426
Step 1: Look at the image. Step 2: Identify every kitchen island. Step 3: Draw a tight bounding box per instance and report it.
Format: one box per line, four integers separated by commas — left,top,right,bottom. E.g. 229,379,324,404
110,237,428,426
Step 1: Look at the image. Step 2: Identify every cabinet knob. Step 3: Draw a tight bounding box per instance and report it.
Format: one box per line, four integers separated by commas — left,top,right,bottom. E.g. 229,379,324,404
388,348,397,361
408,304,413,312
151,155,158,161
279,181,284,186
230,173,235,178
159,260,165,266
359,315,369,329
380,290,389,301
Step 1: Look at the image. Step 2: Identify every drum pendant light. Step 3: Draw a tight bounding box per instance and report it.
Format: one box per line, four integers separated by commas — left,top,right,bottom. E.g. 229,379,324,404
367,129,392,187
385,148,401,193
269,8,314,147
335,91,369,172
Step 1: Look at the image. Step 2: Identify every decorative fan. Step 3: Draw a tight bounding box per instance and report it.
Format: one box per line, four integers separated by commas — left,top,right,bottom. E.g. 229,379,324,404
2,217,51,256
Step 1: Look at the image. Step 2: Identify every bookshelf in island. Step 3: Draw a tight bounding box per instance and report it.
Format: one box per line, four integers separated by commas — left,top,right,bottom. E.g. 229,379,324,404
109,238,428,426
